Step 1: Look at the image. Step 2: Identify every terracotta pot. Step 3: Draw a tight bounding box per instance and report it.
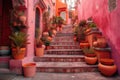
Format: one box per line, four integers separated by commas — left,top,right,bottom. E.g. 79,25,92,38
46,46,50,50
57,27,60,31
23,63,36,77
93,41,98,47
80,42,90,48
47,36,52,41
96,36,107,48
85,28,91,33
98,63,117,76
52,29,57,35
85,56,97,65
59,27,62,31
94,48,111,62
43,32,49,37
100,58,114,66
35,47,44,57
12,48,26,60
73,36,77,41
19,15,26,24
85,53,96,57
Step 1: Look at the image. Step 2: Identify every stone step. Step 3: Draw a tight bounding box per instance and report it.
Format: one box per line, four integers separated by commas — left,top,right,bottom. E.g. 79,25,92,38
34,55,84,62
52,38,74,42
56,33,74,36
49,46,80,49
36,62,98,73
54,36,73,38
0,68,12,74
46,49,83,55
0,56,11,68
50,42,79,45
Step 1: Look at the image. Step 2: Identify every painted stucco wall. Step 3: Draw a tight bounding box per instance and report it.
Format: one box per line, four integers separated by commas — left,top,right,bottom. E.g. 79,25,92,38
43,0,55,18
77,0,120,75
24,0,55,63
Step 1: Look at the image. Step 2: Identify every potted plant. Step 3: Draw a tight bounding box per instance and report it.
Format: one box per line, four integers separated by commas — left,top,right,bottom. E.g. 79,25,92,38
85,22,102,47
10,7,28,33
9,32,29,59
78,20,87,42
35,28,45,57
41,36,51,50
35,37,45,57
42,11,50,32
82,47,97,65
44,39,51,50
23,62,36,77
86,22,97,32
52,16,64,31
98,62,117,77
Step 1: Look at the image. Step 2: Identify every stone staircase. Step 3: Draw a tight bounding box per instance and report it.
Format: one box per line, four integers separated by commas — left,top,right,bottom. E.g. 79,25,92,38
34,25,98,73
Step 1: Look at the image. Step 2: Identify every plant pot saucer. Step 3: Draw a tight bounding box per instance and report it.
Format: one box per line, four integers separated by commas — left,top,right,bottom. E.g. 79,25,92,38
93,47,111,52
86,31,102,36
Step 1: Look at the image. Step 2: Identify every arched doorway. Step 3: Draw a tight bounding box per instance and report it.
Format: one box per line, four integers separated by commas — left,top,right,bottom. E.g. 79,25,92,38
35,8,40,38
0,0,13,46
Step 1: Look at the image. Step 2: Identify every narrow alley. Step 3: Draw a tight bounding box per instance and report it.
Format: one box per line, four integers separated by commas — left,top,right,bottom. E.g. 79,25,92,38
0,0,120,80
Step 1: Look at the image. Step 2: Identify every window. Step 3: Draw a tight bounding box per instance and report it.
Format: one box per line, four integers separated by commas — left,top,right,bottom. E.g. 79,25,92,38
109,0,117,12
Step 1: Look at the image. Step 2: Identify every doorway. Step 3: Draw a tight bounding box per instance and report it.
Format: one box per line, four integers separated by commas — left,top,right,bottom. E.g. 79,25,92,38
0,0,13,46
35,8,40,38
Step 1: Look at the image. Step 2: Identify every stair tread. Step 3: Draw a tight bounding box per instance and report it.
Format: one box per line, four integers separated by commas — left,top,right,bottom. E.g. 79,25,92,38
46,49,82,51
50,45,79,46
36,62,97,67
41,55,84,57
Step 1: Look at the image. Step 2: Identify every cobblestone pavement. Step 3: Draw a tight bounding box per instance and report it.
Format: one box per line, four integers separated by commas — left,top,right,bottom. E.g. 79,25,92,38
0,72,120,80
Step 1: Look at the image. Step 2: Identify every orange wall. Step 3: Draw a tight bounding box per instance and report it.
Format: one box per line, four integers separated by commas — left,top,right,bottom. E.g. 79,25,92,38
56,0,68,23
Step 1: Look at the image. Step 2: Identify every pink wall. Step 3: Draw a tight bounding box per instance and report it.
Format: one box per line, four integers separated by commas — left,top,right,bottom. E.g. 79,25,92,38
77,0,120,75
24,0,55,62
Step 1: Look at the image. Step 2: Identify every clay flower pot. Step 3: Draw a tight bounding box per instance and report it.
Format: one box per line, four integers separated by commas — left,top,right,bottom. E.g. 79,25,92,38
80,42,90,48
85,53,96,57
85,56,97,65
23,63,36,77
94,47,111,62
35,47,44,57
100,58,114,66
96,36,107,48
52,29,57,35
19,15,26,24
98,63,117,76
43,32,49,37
73,36,77,41
12,48,26,60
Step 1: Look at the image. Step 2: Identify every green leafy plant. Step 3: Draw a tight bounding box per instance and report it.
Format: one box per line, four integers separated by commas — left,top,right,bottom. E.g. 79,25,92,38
44,40,51,46
42,11,50,31
89,22,96,28
52,16,64,27
41,37,51,46
79,20,86,27
9,32,29,48
35,28,43,47
82,48,94,54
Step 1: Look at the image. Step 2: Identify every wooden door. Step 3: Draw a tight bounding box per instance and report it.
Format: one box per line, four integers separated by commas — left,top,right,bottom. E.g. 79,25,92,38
0,0,13,46
0,0,3,44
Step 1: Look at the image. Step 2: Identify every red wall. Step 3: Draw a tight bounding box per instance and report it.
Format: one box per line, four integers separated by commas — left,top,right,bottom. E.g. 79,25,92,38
77,0,120,75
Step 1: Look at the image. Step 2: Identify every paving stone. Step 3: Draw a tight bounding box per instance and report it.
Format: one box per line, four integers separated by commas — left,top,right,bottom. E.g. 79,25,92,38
34,55,84,62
